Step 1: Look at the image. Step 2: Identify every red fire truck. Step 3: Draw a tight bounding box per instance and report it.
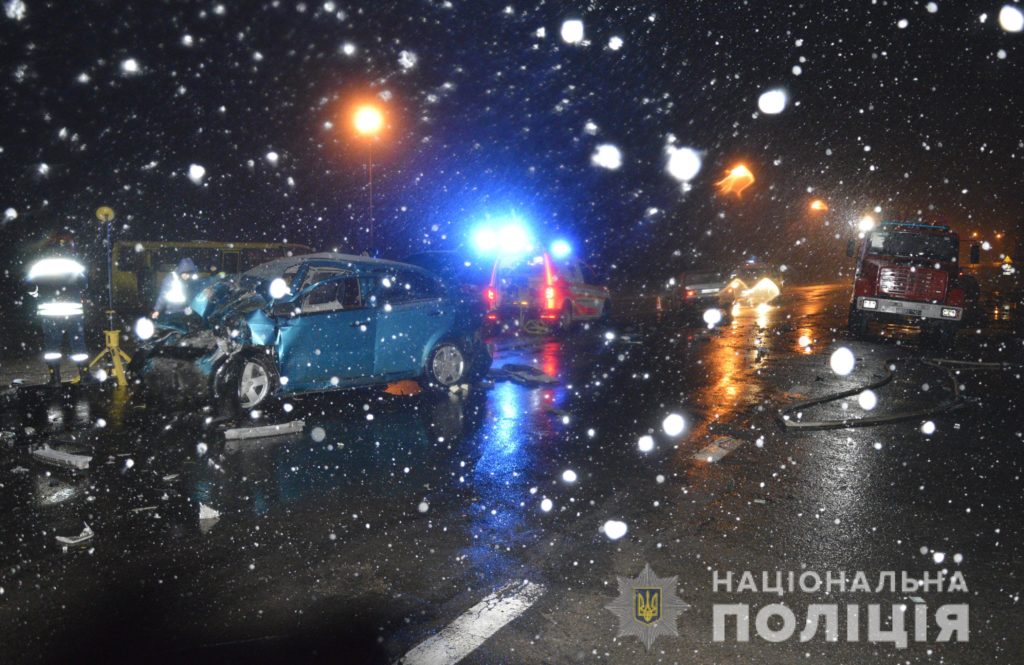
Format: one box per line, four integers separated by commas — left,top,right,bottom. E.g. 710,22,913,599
847,221,980,347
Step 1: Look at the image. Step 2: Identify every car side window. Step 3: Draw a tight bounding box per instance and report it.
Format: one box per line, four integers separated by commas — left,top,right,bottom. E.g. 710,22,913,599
302,277,361,314
378,270,443,305
562,260,584,284
300,268,344,291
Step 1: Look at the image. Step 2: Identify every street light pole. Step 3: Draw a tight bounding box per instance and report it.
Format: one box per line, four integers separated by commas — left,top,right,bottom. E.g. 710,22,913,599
353,103,384,254
367,139,374,253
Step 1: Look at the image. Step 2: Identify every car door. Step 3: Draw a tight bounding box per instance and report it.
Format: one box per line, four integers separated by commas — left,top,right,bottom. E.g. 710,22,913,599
563,258,608,318
276,275,377,391
372,268,453,377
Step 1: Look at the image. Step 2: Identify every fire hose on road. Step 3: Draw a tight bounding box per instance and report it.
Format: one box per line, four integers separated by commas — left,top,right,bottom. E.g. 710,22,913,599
778,357,1019,431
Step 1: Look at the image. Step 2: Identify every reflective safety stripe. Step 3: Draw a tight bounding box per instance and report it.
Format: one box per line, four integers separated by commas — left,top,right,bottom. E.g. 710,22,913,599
164,274,187,304
44,352,62,360
70,353,89,362
28,257,86,281
37,301,84,316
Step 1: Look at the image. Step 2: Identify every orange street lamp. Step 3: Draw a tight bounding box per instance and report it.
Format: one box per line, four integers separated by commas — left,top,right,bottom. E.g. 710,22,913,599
352,104,385,252
809,198,828,212
354,105,384,136
715,163,755,197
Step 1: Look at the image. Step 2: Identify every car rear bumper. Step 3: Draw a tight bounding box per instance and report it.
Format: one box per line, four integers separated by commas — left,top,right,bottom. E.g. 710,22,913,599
855,296,961,321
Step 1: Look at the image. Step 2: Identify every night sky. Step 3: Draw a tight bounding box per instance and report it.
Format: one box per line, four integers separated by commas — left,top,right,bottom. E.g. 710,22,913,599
1,0,1022,296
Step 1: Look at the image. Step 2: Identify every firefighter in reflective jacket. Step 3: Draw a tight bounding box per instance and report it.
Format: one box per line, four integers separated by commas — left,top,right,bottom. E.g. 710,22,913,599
151,257,197,319
27,235,89,385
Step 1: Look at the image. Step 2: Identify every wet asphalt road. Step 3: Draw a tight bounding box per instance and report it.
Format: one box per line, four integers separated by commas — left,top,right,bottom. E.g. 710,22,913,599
1,283,1022,664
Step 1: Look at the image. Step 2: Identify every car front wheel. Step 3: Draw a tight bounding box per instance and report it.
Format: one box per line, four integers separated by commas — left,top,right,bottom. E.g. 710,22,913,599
425,341,467,389
224,354,279,411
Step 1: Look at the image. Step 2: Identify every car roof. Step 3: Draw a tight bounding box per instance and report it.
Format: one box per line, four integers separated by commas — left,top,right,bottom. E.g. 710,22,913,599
245,252,415,278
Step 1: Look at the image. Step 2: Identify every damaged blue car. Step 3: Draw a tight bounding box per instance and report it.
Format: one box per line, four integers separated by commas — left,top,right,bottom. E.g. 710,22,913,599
133,253,492,410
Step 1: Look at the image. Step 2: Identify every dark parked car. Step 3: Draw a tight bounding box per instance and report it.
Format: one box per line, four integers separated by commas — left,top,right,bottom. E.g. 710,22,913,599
661,269,735,318
134,253,492,409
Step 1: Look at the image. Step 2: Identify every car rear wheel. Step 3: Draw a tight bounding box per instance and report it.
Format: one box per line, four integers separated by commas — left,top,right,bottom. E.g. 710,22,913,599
425,342,467,389
557,301,574,334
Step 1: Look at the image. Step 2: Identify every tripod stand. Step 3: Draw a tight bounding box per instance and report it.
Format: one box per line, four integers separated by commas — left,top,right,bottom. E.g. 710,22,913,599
73,206,131,387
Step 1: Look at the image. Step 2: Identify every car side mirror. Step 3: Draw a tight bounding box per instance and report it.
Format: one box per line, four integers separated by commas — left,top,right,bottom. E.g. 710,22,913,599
846,239,855,258
969,244,981,265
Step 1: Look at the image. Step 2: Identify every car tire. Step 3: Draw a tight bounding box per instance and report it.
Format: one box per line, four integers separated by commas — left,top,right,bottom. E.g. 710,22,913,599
556,301,574,334
222,353,279,412
424,341,469,390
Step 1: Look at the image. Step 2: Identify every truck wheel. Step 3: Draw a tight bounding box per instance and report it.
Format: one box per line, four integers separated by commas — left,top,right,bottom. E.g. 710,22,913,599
927,323,958,353
847,307,870,338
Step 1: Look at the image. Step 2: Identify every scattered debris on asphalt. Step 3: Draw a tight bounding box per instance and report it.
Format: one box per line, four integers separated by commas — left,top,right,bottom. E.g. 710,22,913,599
384,380,422,396
55,523,94,546
692,436,744,463
30,444,92,470
490,364,558,386
223,420,304,441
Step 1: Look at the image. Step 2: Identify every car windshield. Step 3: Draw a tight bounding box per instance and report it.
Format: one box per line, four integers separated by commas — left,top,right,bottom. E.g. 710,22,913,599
683,271,724,285
867,231,958,262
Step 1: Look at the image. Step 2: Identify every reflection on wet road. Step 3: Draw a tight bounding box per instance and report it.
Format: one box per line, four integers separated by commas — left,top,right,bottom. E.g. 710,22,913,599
1,283,1022,663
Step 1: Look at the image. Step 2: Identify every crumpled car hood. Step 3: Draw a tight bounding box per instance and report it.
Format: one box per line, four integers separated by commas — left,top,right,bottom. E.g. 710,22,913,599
190,277,269,325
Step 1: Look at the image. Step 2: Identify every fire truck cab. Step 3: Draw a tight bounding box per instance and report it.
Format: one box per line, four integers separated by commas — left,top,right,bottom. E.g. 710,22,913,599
847,221,979,347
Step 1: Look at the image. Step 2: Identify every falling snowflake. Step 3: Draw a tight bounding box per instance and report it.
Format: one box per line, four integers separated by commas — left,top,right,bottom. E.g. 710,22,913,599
829,347,855,376
187,164,206,184
608,36,623,50
560,19,584,44
666,147,702,182
398,50,418,70
603,519,628,540
3,207,16,221
662,414,685,437
121,58,141,75
757,88,787,114
265,151,279,165
4,0,25,21
857,390,878,411
591,144,622,170
999,5,1024,32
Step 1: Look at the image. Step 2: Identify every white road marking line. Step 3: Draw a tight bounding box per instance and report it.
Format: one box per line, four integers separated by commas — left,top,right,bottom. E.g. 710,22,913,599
692,436,743,463
400,580,545,665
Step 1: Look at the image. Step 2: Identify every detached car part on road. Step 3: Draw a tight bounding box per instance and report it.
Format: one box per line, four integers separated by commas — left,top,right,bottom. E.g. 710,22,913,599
133,253,492,410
